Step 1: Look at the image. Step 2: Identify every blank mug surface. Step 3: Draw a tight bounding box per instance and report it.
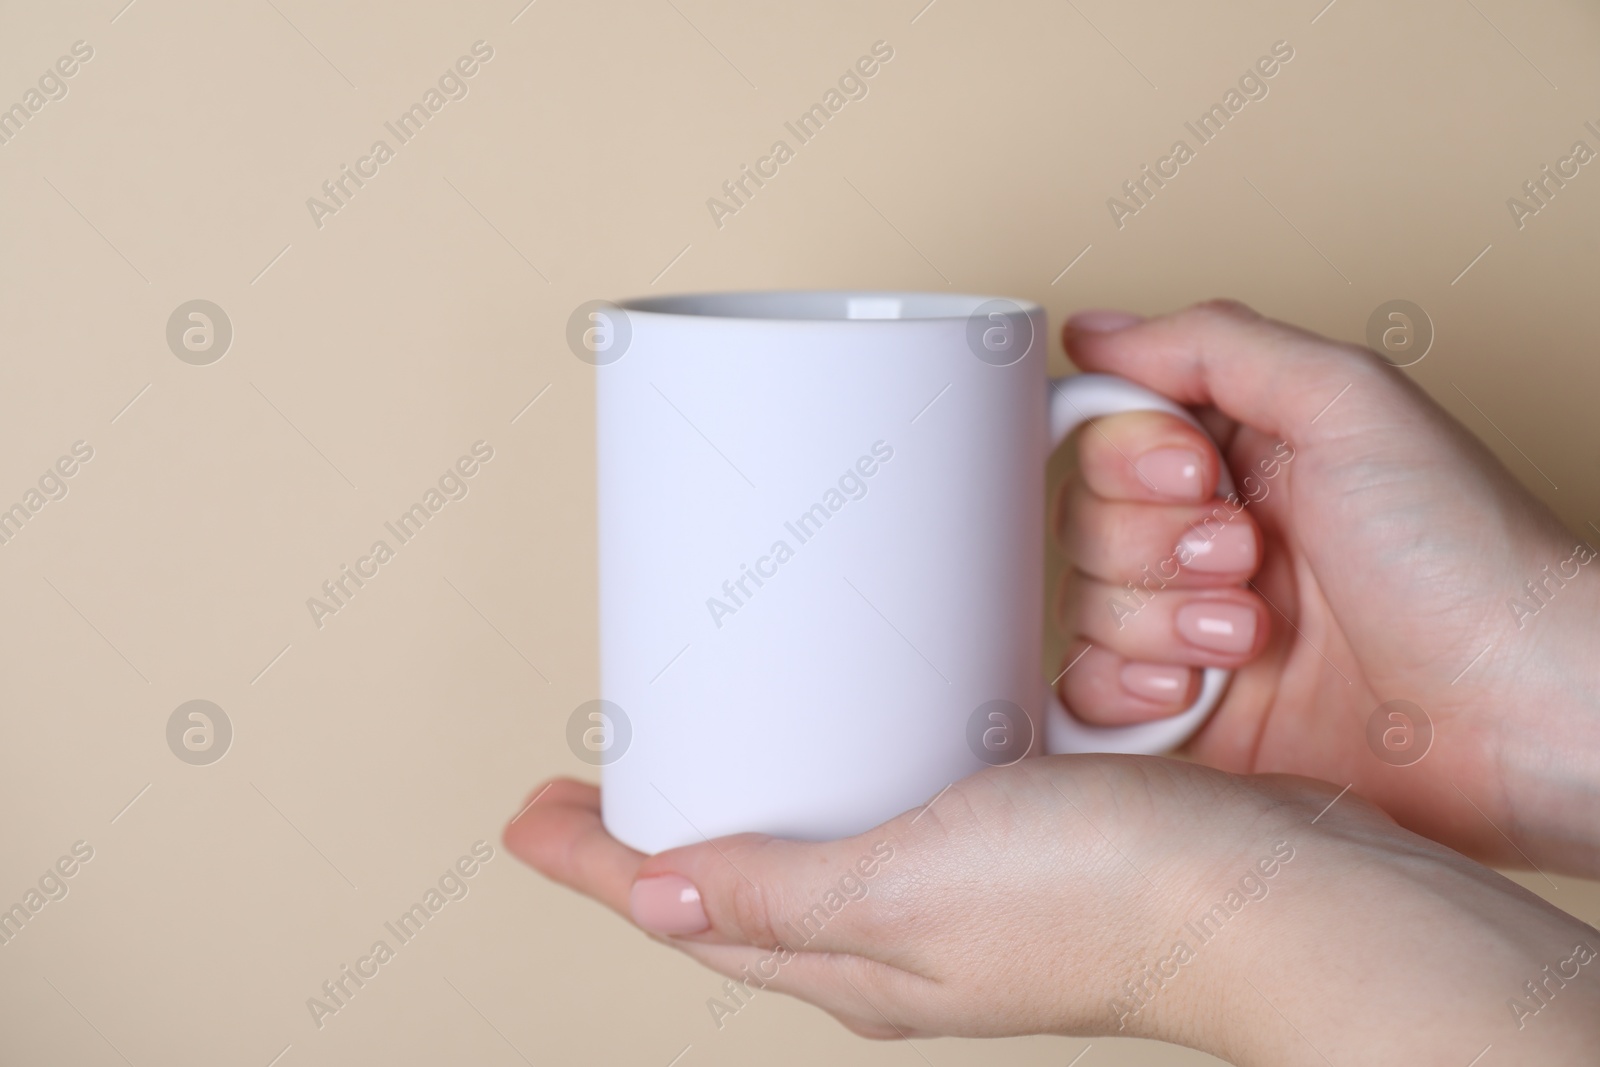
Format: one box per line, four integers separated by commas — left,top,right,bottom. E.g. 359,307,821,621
589,291,1227,854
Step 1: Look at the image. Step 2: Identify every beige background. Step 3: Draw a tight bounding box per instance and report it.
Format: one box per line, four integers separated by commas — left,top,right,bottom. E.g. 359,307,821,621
1,0,1597,1064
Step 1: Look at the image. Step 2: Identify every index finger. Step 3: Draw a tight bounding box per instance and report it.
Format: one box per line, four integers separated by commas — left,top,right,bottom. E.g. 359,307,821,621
1071,408,1222,504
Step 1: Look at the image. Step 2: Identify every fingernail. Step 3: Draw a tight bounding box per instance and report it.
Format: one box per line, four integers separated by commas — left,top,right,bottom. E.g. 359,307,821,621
1176,601,1257,655
630,875,709,935
1177,520,1255,574
1134,448,1205,501
1067,309,1143,333
1120,663,1191,704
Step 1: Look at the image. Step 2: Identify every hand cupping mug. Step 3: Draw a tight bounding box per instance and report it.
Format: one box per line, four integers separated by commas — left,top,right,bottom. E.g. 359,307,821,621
578,291,1234,854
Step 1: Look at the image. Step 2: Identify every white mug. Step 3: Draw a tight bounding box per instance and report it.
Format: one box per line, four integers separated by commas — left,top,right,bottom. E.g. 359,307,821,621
585,291,1233,854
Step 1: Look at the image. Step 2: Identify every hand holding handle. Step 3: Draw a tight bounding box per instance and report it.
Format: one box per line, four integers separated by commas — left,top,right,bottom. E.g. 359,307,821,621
1044,374,1235,755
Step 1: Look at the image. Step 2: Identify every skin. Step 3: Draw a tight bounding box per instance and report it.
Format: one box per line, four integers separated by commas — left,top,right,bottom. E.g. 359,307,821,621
505,301,1600,1062
1053,300,1600,875
507,770,1599,1063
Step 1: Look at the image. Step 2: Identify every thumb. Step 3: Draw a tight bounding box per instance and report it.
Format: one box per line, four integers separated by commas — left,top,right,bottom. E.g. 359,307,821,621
629,830,902,959
1063,299,1405,446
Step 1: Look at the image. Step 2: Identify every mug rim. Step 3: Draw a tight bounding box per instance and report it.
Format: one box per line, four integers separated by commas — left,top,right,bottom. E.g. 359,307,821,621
615,289,1043,323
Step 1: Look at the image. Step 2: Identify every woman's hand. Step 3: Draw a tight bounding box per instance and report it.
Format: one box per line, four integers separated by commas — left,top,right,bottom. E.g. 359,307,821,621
1054,300,1600,875
505,761,1600,1063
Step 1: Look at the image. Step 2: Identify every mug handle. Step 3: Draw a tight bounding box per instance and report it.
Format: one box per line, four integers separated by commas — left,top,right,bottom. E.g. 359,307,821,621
1044,373,1236,755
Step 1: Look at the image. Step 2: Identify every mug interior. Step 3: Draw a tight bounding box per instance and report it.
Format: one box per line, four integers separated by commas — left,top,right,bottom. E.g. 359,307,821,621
617,290,1040,322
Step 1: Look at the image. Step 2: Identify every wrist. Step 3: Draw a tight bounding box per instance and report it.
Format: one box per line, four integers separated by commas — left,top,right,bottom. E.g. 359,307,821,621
1495,569,1600,875
1211,798,1600,1064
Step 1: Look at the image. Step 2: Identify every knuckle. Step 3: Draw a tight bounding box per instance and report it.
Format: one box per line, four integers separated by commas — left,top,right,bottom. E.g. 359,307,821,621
1056,490,1095,551
1099,504,1147,559
1342,341,1394,378
1052,473,1082,543
1189,297,1260,323
725,872,781,947
909,776,1003,845
1055,569,1086,627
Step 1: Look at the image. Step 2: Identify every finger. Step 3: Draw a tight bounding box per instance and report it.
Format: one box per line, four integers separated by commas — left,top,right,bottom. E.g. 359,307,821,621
501,779,645,920
631,830,910,964
1056,479,1261,587
1063,300,1396,446
1071,409,1221,504
1054,640,1199,725
502,781,936,1035
1060,573,1269,668
502,781,916,969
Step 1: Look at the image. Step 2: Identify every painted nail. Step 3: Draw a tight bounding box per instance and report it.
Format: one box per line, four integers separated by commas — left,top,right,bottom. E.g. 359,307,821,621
1067,309,1144,333
630,875,709,935
1177,520,1256,574
1176,601,1257,655
1134,448,1205,501
1120,663,1191,704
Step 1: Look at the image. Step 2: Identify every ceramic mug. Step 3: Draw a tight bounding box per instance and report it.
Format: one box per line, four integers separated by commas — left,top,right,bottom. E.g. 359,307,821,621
582,291,1233,854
